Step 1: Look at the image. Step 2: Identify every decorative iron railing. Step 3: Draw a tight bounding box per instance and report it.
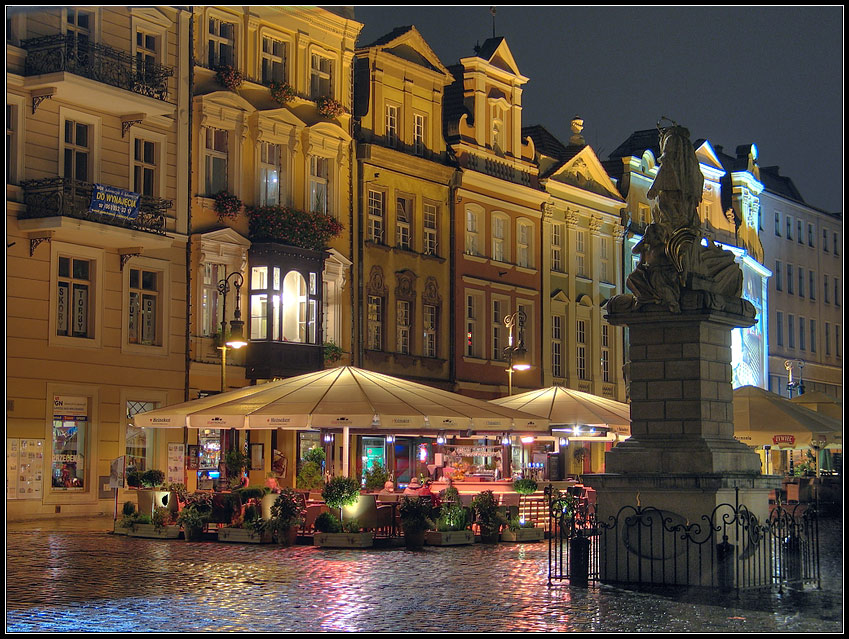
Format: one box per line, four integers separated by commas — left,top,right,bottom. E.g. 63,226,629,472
21,34,173,101
21,177,170,236
546,485,820,593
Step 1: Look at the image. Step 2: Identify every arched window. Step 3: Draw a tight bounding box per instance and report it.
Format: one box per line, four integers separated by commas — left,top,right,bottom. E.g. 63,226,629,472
281,270,315,343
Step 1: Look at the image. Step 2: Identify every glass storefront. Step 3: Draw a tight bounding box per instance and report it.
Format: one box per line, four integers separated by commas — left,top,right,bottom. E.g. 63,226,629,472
51,395,89,490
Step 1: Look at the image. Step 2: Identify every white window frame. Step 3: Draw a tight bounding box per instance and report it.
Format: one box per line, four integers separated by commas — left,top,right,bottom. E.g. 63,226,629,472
601,323,610,382
551,222,563,272
465,291,484,359
577,318,588,380
309,49,334,99
59,107,101,185
49,242,104,350
367,294,384,351
423,201,438,256
123,256,170,355
385,103,399,148
413,112,426,156
516,219,533,268
491,296,509,361
308,154,332,216
396,195,412,250
258,140,283,206
491,212,509,263
465,206,482,256
600,237,611,283
367,189,385,244
552,315,563,378
203,127,229,196
575,229,587,277
423,304,437,358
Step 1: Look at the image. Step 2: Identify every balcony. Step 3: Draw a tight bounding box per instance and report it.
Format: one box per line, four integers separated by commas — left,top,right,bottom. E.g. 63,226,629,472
21,177,170,237
22,34,173,101
245,341,324,380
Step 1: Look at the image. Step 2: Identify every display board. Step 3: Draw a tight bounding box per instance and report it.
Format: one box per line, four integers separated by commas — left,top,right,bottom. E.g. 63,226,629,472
7,438,45,500
167,443,185,485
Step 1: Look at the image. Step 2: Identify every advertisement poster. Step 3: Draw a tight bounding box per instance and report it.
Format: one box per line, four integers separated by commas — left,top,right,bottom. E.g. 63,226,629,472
89,184,140,221
167,443,185,485
7,438,45,500
109,456,126,489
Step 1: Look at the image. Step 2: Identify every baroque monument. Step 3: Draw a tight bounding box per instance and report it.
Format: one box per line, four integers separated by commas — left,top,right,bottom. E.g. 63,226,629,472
585,119,779,588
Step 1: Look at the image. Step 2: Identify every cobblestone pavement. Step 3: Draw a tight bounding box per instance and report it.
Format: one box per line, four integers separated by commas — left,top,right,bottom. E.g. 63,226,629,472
5,516,842,633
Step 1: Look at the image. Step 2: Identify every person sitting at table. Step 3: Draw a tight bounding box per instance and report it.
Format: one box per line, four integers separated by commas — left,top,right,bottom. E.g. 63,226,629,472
403,477,422,495
377,481,396,499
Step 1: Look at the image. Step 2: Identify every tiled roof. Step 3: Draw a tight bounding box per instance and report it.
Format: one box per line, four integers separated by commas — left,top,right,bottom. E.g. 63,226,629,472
758,165,806,204
608,129,661,159
522,125,569,159
360,25,415,48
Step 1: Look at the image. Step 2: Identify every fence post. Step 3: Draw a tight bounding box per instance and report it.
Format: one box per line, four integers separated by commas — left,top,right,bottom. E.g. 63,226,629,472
783,531,802,585
716,535,735,590
570,533,590,587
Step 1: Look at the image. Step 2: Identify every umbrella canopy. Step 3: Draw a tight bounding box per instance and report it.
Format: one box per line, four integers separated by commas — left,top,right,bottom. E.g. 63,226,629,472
733,385,842,449
133,366,548,433
789,390,843,421
489,385,631,436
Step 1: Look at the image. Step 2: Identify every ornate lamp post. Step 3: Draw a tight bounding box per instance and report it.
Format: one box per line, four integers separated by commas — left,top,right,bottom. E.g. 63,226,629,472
218,272,246,393
810,438,827,479
503,310,530,396
784,359,805,398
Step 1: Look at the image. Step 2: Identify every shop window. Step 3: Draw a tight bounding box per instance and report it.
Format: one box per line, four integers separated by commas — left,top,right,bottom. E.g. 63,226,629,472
51,396,88,490
128,267,160,346
126,400,157,472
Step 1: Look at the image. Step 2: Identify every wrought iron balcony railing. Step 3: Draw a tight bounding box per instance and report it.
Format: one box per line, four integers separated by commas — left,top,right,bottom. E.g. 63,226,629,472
21,177,170,236
21,34,173,101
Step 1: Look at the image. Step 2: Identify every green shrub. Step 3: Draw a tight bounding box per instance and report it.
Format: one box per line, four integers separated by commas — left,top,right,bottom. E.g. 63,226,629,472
399,496,435,534
122,500,136,517
321,476,361,511
270,488,304,535
126,468,143,488
363,462,390,491
435,501,468,532
507,516,536,531
296,461,324,490
342,518,361,533
512,478,538,495
140,469,165,488
303,446,326,465
472,490,506,535
152,506,171,531
314,511,342,533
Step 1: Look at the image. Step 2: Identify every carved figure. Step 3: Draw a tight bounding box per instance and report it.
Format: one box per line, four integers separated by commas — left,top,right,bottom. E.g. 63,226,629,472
647,121,703,234
626,224,682,313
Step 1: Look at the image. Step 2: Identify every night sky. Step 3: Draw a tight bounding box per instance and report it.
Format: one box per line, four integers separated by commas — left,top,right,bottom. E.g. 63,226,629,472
352,6,843,214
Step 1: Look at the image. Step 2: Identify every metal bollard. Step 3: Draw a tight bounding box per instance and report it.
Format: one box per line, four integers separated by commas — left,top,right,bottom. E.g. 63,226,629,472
570,534,590,587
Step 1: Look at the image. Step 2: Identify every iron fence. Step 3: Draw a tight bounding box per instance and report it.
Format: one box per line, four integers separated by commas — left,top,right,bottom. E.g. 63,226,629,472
546,484,820,593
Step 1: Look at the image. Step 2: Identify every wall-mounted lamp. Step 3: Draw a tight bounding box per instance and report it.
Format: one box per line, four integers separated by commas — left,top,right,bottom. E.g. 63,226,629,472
436,432,446,445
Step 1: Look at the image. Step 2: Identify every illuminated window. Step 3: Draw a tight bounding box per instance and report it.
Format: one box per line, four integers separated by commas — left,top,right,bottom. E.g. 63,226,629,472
250,266,269,340
367,295,383,350
258,141,282,206
126,400,157,472
57,256,93,339
52,411,87,490
423,304,437,358
128,268,160,346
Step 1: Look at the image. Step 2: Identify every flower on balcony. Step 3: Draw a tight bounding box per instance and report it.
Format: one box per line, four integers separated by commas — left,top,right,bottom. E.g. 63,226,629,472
246,205,343,251
315,95,345,118
213,191,243,220
269,80,296,105
215,65,243,91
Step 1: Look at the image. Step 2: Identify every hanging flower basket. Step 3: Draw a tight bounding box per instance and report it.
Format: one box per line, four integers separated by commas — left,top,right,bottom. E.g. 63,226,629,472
213,191,243,221
215,65,243,91
269,81,296,105
315,95,345,118
246,205,343,251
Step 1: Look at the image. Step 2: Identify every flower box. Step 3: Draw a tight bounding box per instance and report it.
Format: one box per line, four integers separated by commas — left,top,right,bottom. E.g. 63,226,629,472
128,523,182,539
113,521,133,535
425,530,475,546
136,489,174,517
217,527,273,544
314,532,374,548
501,527,544,543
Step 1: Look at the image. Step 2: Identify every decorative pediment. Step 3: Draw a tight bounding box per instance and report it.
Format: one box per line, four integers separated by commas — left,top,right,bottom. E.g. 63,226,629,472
548,146,623,201
694,140,726,174
368,26,451,77
130,6,177,28
367,265,387,297
480,38,522,77
395,269,417,301
422,276,442,305
576,293,594,307
551,289,571,305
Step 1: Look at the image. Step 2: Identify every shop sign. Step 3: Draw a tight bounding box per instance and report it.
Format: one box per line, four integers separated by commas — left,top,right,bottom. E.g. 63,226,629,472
89,184,140,221
446,446,502,456
773,435,795,446
53,395,88,418
53,454,80,463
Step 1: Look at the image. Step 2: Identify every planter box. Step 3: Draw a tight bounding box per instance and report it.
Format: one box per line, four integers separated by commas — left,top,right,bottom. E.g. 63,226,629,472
501,527,544,543
314,532,374,548
128,523,181,539
136,489,176,517
217,527,273,544
113,521,132,535
425,530,475,546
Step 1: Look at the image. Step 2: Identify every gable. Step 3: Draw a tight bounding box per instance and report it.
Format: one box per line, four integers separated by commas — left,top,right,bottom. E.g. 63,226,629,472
367,25,451,77
547,147,623,201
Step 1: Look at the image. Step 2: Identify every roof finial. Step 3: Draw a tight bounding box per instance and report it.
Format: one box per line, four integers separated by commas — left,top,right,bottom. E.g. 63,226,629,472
490,6,497,38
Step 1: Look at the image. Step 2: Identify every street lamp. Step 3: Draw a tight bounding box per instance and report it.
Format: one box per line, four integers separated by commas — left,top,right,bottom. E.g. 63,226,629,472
784,359,805,398
504,310,530,396
810,438,827,479
218,272,246,393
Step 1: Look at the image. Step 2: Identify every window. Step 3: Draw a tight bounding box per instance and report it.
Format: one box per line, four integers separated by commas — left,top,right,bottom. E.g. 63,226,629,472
809,270,815,300
396,300,410,354
836,325,841,358
491,104,504,156
551,223,563,272
385,104,399,148
835,278,840,307
423,304,437,358
798,267,804,298
423,203,437,256
576,230,587,277
367,190,385,243
7,102,20,184
551,316,562,378
823,229,829,253
465,209,480,255
788,315,795,349
824,275,829,304
799,316,805,351
249,266,269,340
201,262,225,336
774,212,781,236
132,138,157,197
65,9,92,64
208,17,235,67
63,120,91,182
135,29,160,85
825,322,830,355
465,293,482,358
786,264,793,295
126,400,157,472
516,221,532,268
638,203,651,225
261,36,286,84
601,324,610,382
808,223,814,247
309,156,329,215
413,113,426,156
128,267,160,346
577,319,587,380
775,261,782,291
786,216,792,240
258,141,281,206
367,295,383,350
834,232,840,256
310,53,333,98
282,270,316,344
52,407,87,490
396,196,411,250
491,299,505,361
776,311,783,346
204,128,228,195
600,238,611,283
796,220,803,244
57,256,93,339
810,319,816,353
492,215,506,262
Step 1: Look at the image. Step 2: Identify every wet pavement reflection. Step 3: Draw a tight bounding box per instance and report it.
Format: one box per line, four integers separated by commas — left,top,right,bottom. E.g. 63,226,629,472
5,517,842,632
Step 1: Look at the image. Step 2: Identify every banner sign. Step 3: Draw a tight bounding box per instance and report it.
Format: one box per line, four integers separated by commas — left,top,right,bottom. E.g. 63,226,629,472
109,456,126,489
90,184,140,221
773,434,796,446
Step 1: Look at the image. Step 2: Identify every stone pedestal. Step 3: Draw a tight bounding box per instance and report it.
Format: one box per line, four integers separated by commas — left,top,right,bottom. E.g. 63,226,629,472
585,298,780,588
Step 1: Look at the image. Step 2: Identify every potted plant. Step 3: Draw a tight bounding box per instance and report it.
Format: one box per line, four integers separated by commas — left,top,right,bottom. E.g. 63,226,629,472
135,468,169,517
269,80,296,105
213,190,243,221
223,447,251,489
246,205,343,251
128,504,181,539
178,491,213,541
363,461,390,492
215,64,243,91
315,476,373,548
426,487,474,546
501,515,544,543
217,486,274,544
399,496,435,549
472,490,506,544
512,478,538,496
269,488,304,546
323,341,345,365
315,95,344,118
114,500,138,535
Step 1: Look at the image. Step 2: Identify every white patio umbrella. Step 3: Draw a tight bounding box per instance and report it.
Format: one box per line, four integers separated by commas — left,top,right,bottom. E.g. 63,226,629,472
789,390,843,421
133,366,549,433
489,385,631,437
733,385,842,449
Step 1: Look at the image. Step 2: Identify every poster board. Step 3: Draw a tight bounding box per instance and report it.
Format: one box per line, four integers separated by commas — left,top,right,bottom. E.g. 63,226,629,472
167,443,185,485
7,438,45,500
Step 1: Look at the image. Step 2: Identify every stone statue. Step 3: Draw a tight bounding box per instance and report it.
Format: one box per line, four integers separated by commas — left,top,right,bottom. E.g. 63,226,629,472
568,116,586,146
606,118,751,317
